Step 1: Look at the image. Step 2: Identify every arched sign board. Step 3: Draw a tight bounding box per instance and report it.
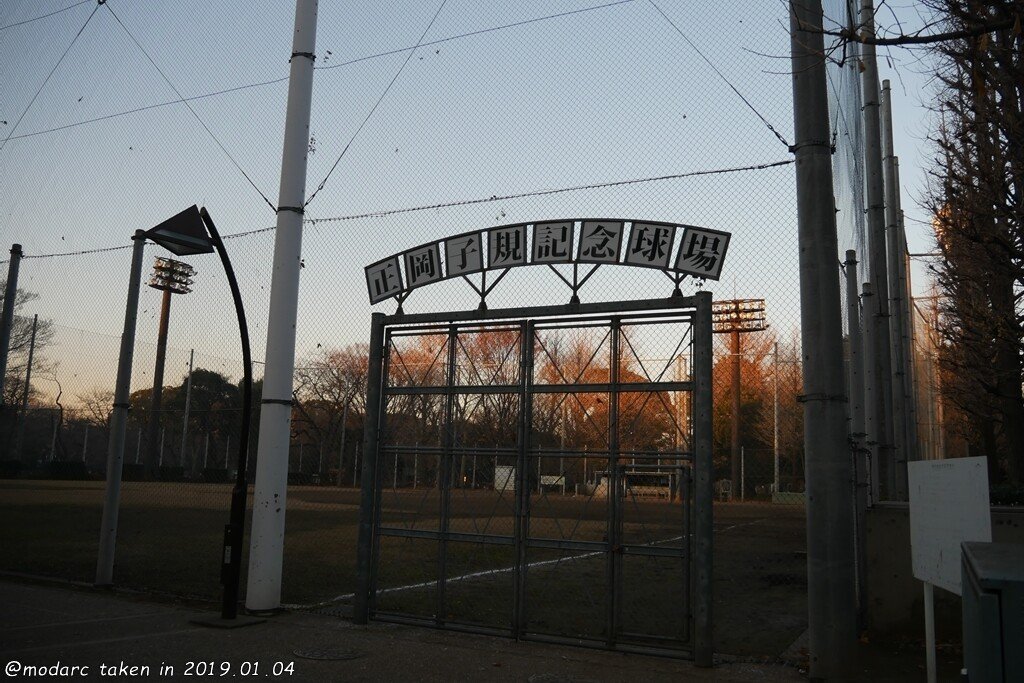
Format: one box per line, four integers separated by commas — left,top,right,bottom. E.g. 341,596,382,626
364,219,731,307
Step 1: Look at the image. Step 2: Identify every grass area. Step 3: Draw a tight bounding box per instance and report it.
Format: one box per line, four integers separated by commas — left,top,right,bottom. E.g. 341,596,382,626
0,479,807,657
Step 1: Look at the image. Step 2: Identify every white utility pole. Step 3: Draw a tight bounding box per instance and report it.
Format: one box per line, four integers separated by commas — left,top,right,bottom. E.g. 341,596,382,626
246,0,319,612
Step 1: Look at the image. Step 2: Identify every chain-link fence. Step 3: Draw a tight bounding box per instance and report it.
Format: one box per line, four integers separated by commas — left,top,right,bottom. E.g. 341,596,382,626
0,0,848,662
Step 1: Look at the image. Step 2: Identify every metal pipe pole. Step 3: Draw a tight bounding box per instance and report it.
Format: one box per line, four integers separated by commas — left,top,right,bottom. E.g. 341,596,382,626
896,163,920,465
861,0,897,501
846,250,869,628
355,312,386,624
730,326,741,497
880,79,908,498
83,426,88,463
96,231,146,586
337,398,349,488
862,283,880,502
791,1,858,675
12,314,37,462
246,0,319,612
773,342,779,498
693,291,713,667
145,289,173,479
179,348,194,467
0,244,23,411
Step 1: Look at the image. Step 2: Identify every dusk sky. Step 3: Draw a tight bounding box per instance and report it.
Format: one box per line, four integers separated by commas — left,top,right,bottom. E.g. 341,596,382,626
0,0,940,402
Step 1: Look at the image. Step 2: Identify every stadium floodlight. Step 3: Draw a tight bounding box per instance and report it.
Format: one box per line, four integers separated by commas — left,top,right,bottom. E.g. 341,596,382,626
97,207,254,627
149,256,195,295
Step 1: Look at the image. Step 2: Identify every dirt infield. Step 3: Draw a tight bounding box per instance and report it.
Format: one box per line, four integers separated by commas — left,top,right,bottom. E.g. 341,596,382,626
0,479,806,658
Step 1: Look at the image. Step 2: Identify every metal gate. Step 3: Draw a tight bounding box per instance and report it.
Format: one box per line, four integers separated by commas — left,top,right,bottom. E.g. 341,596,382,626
355,294,713,661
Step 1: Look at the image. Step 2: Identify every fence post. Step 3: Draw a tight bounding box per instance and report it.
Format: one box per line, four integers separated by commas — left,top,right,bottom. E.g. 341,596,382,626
355,312,386,624
96,230,147,586
0,244,23,415
693,291,713,667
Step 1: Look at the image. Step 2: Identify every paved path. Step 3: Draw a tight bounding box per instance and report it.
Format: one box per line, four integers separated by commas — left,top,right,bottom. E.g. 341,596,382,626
0,579,802,682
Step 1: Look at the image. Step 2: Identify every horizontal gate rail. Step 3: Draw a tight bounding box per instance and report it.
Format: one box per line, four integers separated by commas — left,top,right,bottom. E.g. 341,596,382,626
381,296,698,326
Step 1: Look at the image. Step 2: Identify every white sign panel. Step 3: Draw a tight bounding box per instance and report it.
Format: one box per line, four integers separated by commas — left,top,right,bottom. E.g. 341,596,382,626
675,226,730,280
402,243,443,289
532,221,573,264
623,222,676,269
365,256,403,304
488,224,528,268
577,221,624,264
908,457,991,595
445,232,483,277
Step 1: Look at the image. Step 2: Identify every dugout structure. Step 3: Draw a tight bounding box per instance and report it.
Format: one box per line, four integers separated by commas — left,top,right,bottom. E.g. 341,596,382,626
354,293,714,663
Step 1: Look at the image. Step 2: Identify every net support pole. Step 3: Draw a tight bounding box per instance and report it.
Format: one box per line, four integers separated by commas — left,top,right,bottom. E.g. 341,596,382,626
245,0,319,612
693,290,713,667
791,0,858,676
860,0,897,501
0,243,23,410
96,230,147,586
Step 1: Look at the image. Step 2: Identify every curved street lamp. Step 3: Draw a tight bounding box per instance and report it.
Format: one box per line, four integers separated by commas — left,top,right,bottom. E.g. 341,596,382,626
96,205,253,623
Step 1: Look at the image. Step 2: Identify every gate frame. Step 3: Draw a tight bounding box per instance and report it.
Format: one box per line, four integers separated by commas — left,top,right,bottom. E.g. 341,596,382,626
354,292,714,666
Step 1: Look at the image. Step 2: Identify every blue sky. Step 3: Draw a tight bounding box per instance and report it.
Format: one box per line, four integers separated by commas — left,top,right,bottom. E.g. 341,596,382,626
0,0,941,400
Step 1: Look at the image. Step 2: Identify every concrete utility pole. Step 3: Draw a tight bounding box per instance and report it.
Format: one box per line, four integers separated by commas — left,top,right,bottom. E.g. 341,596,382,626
860,0,898,500
0,244,23,412
97,231,147,586
711,299,767,498
880,79,910,497
790,0,859,677
247,0,319,612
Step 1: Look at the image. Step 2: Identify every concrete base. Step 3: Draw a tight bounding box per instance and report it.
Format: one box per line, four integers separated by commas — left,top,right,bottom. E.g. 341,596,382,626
190,614,266,629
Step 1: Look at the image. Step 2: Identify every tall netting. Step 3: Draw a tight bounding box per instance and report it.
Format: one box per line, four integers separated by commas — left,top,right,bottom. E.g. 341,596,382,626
0,0,812,661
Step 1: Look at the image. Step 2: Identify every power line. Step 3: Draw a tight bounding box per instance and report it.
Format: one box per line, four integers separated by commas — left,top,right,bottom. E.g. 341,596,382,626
3,77,291,143
304,0,450,208
0,2,100,153
103,1,278,213
304,158,795,224
2,2,634,146
0,0,90,31
314,0,636,73
18,158,793,259
646,0,791,149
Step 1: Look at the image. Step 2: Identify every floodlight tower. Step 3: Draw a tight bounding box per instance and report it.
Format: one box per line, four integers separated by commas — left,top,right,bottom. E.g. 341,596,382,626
144,257,195,479
712,299,767,498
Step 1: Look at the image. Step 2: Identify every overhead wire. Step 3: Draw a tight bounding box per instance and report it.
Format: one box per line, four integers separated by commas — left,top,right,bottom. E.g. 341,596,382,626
0,2,100,153
303,0,450,208
3,77,291,143
17,158,793,259
102,1,278,212
646,0,792,149
0,0,91,31
314,0,636,73
2,2,635,146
